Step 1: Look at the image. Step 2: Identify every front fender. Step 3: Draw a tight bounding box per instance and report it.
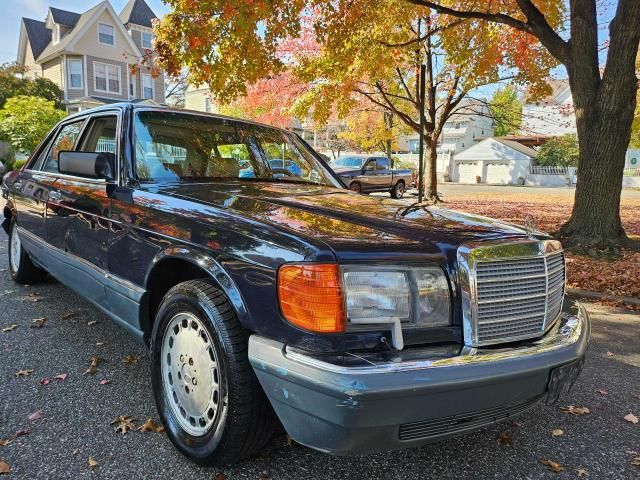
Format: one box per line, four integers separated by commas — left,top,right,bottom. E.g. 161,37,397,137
146,246,252,330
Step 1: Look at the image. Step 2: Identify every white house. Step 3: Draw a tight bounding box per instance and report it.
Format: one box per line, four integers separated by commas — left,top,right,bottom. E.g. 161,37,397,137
522,80,576,136
453,137,537,185
399,99,494,154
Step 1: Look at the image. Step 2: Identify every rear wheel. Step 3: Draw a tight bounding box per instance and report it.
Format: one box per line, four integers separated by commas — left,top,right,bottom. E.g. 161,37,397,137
151,279,276,465
349,182,361,193
7,218,46,284
391,180,406,199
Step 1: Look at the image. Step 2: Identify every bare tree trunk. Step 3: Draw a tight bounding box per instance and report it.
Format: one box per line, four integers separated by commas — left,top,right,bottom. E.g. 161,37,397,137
384,112,393,160
422,139,439,202
557,0,639,247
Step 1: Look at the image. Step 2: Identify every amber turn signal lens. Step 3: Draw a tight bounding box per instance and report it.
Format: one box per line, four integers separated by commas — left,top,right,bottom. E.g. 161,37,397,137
278,264,345,333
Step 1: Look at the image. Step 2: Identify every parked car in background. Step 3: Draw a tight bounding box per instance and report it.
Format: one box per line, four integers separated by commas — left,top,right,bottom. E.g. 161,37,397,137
3,103,589,466
331,155,412,198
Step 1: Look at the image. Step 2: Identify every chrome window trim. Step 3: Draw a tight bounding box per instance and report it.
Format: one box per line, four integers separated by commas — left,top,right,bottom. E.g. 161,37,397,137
457,239,565,347
30,110,122,186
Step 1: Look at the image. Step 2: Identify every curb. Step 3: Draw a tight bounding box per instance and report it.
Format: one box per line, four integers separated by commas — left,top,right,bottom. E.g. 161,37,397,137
567,288,640,306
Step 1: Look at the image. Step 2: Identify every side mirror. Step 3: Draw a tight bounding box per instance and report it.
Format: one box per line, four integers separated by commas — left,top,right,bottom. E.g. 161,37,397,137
58,151,115,180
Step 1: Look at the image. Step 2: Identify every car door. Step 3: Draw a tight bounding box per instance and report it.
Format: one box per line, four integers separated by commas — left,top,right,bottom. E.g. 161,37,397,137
375,157,393,188
45,113,118,304
11,120,85,241
360,158,378,191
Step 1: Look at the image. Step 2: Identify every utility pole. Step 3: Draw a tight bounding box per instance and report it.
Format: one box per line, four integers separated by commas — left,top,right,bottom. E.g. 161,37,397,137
417,63,426,203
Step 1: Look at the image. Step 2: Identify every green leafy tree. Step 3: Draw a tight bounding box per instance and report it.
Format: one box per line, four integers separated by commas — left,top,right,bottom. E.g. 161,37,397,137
0,96,66,152
536,135,579,167
0,63,64,109
489,85,522,136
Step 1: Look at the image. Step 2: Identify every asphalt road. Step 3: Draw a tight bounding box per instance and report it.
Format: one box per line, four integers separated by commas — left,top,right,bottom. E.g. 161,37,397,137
1,233,639,479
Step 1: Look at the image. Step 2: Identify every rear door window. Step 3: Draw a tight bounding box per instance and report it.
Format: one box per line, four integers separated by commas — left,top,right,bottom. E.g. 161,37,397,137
41,120,85,173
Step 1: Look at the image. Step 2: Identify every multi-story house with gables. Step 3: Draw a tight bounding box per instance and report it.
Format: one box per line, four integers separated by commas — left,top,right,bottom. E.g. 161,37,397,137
17,0,165,114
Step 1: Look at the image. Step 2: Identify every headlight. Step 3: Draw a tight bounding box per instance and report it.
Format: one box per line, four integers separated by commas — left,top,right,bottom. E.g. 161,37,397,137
342,265,450,329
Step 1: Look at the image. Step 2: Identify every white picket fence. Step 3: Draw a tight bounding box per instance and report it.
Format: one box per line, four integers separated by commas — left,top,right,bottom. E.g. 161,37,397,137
529,165,571,175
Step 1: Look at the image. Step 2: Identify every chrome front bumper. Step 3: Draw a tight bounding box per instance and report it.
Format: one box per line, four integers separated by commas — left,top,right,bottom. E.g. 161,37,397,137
249,299,590,455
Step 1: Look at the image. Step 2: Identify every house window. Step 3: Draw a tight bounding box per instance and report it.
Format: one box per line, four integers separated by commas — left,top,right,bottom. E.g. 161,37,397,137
205,97,212,113
141,32,153,49
67,59,83,89
94,62,121,94
98,23,115,46
142,73,154,99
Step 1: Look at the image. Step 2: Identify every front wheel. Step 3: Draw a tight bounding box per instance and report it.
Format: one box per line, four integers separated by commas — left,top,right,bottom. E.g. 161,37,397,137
391,180,406,199
7,218,46,284
151,279,276,465
349,182,362,193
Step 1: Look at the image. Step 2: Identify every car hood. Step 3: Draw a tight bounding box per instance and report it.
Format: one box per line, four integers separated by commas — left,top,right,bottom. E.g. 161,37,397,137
148,181,531,252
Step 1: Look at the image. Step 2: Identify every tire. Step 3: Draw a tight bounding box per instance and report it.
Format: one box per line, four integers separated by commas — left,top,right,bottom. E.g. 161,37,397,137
349,182,361,193
7,218,47,284
151,279,276,465
391,180,405,199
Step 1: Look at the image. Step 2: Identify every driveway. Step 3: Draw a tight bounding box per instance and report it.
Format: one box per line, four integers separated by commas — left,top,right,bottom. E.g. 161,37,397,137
0,222,639,479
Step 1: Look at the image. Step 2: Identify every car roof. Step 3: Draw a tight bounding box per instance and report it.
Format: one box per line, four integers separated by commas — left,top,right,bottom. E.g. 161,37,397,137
64,102,292,133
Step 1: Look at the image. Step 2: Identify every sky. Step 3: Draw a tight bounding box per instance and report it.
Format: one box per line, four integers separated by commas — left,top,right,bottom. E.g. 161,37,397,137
0,0,170,63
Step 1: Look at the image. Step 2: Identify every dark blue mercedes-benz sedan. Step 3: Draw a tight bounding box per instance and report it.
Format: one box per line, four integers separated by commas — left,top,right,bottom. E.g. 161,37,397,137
1,103,589,465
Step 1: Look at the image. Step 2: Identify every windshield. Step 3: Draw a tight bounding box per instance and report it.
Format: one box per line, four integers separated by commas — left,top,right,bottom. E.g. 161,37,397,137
133,111,339,186
333,156,365,168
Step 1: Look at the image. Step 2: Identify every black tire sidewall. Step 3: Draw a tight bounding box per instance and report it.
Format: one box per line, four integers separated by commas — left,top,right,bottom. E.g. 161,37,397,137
350,182,361,193
151,287,238,464
392,181,405,198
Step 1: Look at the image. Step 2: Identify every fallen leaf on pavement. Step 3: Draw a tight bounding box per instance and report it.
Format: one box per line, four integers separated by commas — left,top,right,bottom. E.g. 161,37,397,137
99,379,110,385
87,320,98,326
95,342,105,347
575,467,588,477
84,356,102,375
137,418,164,433
541,459,564,473
0,460,10,474
28,410,44,422
15,369,34,377
54,373,67,381
61,311,77,320
2,325,17,333
72,448,80,455
633,393,640,400
30,317,47,328
25,292,39,302
624,413,638,424
497,431,512,446
0,440,11,447
122,354,138,365
88,457,98,469
551,429,564,437
596,389,608,395
560,405,590,416
14,429,29,437
40,378,51,385
632,456,640,466
111,415,136,434
214,473,226,480
606,351,614,357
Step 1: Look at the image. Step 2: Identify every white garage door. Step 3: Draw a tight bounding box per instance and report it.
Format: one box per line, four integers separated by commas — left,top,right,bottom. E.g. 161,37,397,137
456,162,480,183
485,162,512,184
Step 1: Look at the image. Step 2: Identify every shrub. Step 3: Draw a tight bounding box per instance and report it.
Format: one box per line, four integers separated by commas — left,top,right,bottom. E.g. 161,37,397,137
536,134,579,167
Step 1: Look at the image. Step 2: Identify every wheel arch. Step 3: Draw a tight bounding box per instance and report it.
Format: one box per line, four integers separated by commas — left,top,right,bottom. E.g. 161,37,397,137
143,247,251,346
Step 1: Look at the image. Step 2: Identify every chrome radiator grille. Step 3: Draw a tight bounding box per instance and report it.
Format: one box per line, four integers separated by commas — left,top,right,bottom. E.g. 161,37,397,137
458,240,565,347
